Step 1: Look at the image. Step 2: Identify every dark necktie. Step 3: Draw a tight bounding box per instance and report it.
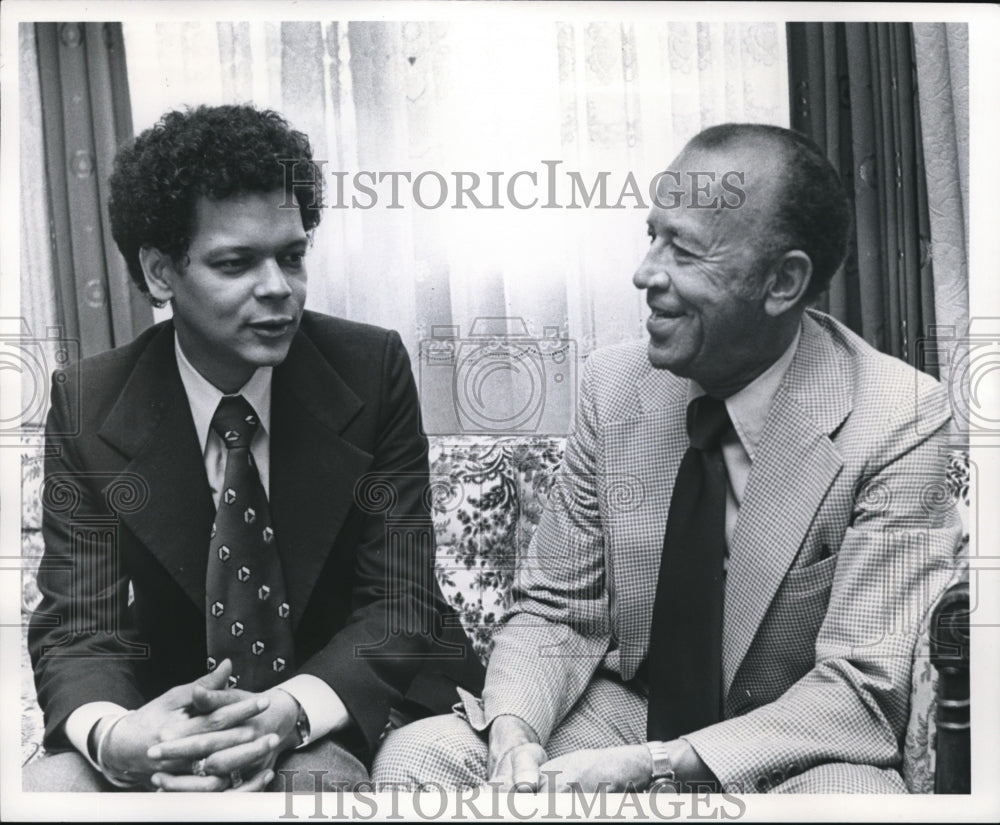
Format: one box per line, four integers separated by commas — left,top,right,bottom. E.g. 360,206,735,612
206,394,295,690
646,394,732,741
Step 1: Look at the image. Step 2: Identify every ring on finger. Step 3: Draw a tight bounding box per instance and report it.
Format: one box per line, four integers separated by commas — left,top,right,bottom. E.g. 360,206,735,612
192,758,208,777
230,769,243,789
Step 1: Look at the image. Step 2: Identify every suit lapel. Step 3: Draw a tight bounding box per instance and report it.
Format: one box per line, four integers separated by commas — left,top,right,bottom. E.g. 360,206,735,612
98,323,215,611
607,366,688,680
269,330,371,630
97,323,373,625
721,314,851,694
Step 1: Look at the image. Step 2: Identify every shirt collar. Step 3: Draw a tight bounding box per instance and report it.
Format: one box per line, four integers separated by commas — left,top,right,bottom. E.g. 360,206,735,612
689,323,801,461
174,333,273,452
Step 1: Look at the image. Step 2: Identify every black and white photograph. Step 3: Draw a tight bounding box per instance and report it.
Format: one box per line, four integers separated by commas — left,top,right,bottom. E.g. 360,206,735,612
1,1,997,821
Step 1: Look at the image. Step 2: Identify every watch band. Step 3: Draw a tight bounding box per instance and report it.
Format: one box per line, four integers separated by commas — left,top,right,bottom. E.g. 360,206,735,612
646,740,677,792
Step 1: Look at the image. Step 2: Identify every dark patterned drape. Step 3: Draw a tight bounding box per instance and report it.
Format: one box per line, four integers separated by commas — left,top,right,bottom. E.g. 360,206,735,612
787,22,937,376
34,23,152,358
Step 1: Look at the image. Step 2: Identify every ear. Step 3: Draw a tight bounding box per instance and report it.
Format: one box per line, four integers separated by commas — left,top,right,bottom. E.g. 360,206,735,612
763,250,812,317
139,246,179,304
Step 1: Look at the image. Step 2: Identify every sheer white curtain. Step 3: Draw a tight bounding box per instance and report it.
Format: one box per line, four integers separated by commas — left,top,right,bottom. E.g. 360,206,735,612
122,19,788,424
913,22,969,429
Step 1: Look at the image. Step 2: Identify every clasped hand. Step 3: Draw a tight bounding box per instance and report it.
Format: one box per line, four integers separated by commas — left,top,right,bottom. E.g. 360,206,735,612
100,659,299,792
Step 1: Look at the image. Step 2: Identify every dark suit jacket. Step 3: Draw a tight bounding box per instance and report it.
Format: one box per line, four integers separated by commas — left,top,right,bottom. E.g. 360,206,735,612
28,311,483,760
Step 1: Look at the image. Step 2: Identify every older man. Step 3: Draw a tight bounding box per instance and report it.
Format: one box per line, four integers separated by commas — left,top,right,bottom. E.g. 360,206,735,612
372,123,961,794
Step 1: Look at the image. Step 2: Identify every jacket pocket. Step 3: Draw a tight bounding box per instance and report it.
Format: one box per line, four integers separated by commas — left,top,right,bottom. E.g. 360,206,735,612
781,552,838,598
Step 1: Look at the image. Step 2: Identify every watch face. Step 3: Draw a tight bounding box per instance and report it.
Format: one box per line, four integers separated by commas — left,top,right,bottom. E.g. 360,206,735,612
295,705,311,746
648,776,681,793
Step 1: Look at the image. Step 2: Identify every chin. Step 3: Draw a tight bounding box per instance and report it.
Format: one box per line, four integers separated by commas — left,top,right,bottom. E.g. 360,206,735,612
646,340,690,375
262,349,293,368
246,341,294,369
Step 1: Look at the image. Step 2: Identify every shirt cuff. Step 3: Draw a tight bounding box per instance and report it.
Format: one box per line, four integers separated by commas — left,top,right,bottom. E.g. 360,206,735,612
64,702,130,771
277,674,349,744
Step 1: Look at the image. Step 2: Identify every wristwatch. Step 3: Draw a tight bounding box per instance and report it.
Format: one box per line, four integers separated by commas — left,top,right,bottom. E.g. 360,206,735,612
293,701,311,748
646,741,678,792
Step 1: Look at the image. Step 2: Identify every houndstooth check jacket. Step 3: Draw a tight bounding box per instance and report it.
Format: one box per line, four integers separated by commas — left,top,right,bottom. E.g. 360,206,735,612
481,309,962,792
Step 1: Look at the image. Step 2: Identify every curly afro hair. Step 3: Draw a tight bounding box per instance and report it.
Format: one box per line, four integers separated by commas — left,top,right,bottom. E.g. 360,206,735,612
108,104,323,294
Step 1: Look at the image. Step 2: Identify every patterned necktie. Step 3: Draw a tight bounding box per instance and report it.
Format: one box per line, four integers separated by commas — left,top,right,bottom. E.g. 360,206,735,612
646,394,732,741
206,394,295,690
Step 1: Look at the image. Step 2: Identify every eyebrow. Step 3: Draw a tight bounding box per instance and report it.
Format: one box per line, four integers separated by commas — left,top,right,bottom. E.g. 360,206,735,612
204,238,308,255
648,218,702,252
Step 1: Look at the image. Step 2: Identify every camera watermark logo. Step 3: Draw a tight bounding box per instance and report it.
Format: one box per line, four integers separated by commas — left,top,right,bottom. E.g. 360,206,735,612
916,318,1000,440
0,318,80,437
419,317,576,437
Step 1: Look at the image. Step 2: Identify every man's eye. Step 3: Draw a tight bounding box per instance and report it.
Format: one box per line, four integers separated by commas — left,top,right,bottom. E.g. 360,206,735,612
670,242,694,260
281,252,305,269
214,259,248,273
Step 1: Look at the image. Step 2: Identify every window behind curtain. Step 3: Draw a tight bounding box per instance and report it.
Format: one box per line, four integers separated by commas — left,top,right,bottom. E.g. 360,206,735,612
121,19,788,435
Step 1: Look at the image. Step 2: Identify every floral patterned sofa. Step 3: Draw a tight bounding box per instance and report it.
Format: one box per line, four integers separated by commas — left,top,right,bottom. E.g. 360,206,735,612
19,432,970,792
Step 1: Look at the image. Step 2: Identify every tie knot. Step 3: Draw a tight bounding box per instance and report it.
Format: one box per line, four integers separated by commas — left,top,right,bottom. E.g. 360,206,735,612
686,395,731,451
210,395,261,449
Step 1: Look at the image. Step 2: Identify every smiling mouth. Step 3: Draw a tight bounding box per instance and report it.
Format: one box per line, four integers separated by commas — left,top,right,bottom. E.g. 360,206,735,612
649,308,685,320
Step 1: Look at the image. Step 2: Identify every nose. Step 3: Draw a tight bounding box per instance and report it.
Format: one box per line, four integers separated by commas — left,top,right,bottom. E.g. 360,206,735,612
255,258,293,300
633,243,671,292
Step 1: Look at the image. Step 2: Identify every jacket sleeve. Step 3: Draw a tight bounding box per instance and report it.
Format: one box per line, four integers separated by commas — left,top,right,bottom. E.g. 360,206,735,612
28,368,146,750
682,375,962,791
481,355,612,743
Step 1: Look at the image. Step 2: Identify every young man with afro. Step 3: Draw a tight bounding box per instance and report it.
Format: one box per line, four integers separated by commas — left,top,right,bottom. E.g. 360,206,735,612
26,104,483,793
